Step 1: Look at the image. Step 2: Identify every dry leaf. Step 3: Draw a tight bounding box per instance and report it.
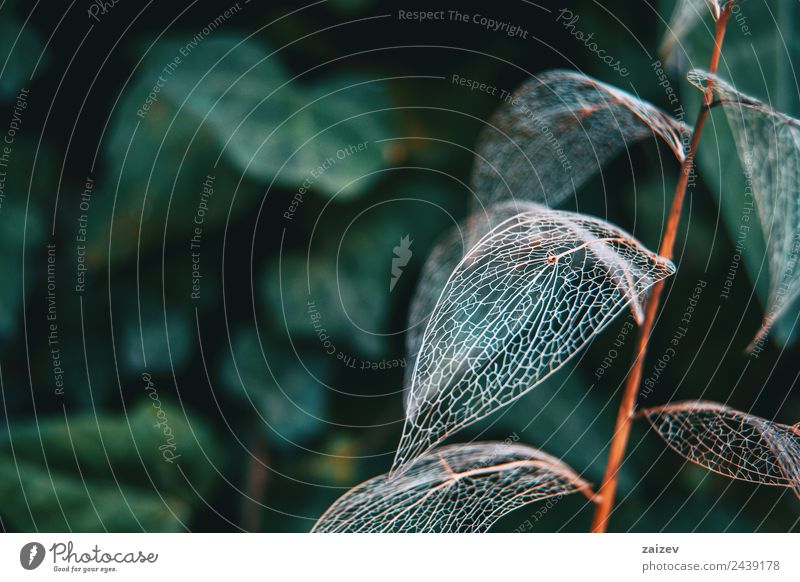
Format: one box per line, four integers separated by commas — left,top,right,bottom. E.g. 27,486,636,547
642,400,800,498
394,203,675,474
312,442,593,532
405,202,534,367
688,69,800,348
471,70,688,210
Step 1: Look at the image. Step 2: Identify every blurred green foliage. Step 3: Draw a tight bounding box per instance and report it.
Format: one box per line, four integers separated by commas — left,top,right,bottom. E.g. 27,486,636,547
0,0,798,533
0,400,219,531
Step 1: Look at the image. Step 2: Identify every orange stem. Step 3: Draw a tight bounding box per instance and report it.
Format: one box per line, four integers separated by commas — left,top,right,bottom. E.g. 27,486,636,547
590,3,733,533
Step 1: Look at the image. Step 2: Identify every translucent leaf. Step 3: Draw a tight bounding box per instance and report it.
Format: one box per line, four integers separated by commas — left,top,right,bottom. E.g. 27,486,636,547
471,70,689,210
681,0,800,346
688,70,800,347
659,0,723,62
312,442,592,532
642,401,800,498
405,202,532,364
394,203,675,474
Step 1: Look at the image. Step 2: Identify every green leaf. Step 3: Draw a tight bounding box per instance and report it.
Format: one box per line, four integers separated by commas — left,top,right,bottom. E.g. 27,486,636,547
170,37,396,195
0,400,220,531
162,35,397,196
87,76,241,263
219,328,332,448
89,35,397,263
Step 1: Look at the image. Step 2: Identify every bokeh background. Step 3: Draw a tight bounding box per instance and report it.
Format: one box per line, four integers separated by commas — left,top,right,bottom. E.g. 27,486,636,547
0,0,798,532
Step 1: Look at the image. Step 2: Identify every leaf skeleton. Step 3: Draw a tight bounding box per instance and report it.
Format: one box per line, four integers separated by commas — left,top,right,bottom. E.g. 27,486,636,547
313,0,800,533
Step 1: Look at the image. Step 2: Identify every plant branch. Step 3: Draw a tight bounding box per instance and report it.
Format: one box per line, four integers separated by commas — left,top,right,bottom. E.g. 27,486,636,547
242,429,270,532
590,2,733,533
